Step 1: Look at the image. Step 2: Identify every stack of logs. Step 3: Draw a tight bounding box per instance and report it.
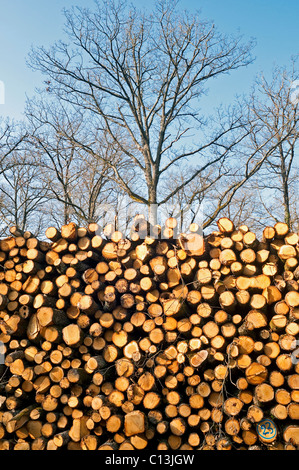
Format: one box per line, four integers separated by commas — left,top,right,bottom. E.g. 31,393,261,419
0,216,298,450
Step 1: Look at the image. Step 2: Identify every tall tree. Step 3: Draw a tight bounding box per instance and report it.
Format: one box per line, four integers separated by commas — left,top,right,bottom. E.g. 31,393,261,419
0,151,48,236
26,97,125,227
245,60,299,229
0,119,33,234
0,118,28,174
28,0,255,223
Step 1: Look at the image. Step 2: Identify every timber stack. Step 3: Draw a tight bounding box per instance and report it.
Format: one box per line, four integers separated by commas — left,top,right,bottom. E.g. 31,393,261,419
0,216,298,450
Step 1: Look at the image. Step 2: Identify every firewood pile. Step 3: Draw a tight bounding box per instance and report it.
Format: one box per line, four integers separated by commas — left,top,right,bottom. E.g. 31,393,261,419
0,216,298,450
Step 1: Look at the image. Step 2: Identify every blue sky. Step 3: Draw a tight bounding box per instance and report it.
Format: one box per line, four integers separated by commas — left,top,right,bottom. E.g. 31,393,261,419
0,0,298,121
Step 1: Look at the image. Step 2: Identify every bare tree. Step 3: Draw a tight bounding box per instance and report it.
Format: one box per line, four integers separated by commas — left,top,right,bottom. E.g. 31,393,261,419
204,59,299,233
0,118,28,174
28,0,256,223
0,119,38,234
245,59,299,229
0,151,49,236
160,163,223,232
26,95,134,228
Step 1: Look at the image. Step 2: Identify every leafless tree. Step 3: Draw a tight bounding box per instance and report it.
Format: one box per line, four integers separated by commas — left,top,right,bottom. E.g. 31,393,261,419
160,164,223,232
0,118,28,174
0,151,49,236
244,59,299,229
26,96,129,228
28,0,256,224
0,119,37,234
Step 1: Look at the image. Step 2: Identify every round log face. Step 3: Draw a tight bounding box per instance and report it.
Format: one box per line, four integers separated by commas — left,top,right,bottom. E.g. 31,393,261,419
62,324,82,346
245,363,268,385
256,418,277,443
124,411,145,437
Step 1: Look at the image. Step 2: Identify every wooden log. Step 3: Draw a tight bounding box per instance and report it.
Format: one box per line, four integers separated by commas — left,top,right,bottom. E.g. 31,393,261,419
123,410,145,437
283,425,299,445
62,324,83,347
217,218,234,234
